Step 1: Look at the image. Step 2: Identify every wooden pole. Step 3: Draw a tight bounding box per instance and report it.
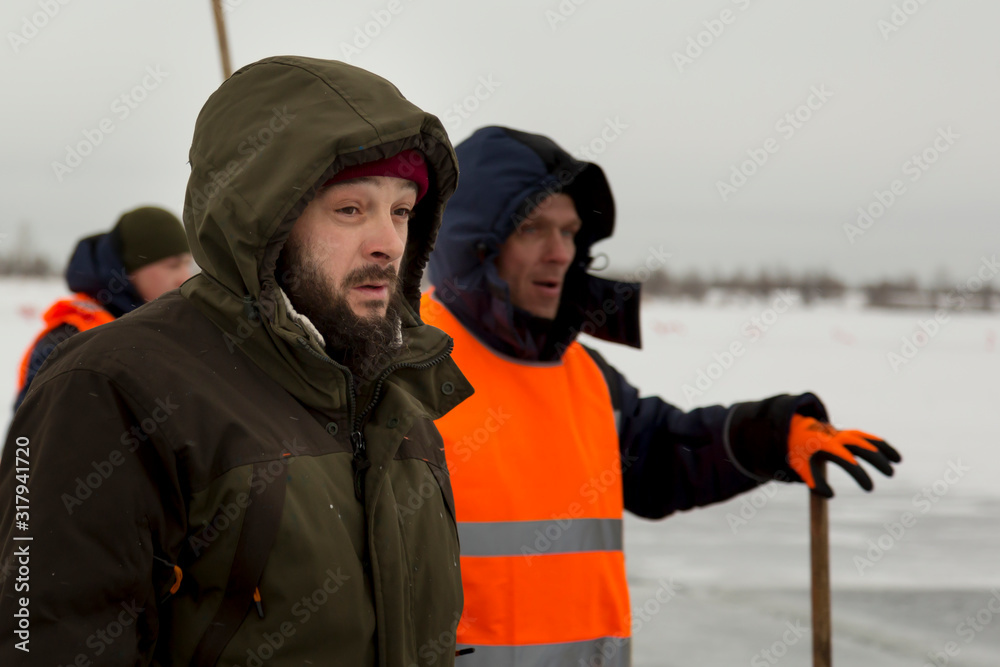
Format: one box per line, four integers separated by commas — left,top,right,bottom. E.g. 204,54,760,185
810,475,832,667
211,0,233,80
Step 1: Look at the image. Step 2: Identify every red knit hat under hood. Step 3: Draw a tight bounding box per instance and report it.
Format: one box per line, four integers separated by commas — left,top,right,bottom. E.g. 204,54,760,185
323,149,429,202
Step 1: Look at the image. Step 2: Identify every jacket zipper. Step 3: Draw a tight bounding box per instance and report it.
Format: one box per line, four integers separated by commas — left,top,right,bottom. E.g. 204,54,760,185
350,341,454,501
297,337,455,501
297,338,364,497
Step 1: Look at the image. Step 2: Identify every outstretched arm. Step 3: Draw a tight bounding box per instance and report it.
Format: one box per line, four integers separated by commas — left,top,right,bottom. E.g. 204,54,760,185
584,346,805,518
619,386,829,518
584,347,885,518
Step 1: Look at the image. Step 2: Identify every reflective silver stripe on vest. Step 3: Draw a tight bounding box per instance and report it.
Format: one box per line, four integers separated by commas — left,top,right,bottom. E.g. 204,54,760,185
456,637,630,667
458,518,623,557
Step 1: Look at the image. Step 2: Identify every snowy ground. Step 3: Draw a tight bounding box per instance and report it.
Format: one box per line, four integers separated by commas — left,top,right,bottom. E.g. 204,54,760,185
3,279,999,665
584,293,1000,666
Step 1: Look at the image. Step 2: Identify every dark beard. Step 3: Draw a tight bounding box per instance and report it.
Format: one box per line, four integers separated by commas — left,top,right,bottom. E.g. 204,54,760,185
277,246,406,381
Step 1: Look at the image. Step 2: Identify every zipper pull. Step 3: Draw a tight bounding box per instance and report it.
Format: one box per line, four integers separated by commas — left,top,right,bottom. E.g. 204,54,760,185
351,430,370,501
253,587,264,618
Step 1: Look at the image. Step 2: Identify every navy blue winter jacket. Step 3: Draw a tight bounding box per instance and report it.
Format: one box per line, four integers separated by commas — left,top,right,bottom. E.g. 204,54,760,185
14,231,144,411
427,126,826,518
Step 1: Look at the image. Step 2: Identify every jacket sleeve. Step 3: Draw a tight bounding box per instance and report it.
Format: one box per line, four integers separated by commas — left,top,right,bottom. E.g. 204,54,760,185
0,368,185,666
584,347,827,519
13,323,79,412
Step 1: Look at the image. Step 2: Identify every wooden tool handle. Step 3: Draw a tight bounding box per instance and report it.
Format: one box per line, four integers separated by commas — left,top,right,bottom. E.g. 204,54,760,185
810,484,832,667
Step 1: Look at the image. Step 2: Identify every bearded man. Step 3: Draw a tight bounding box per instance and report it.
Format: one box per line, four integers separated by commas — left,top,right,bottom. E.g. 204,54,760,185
0,56,472,666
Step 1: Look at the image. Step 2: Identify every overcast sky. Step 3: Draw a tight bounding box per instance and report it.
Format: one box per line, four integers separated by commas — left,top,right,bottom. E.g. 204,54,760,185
1,0,997,285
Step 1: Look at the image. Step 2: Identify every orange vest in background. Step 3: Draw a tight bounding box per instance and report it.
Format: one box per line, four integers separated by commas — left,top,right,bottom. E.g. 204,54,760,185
421,291,631,667
17,293,114,391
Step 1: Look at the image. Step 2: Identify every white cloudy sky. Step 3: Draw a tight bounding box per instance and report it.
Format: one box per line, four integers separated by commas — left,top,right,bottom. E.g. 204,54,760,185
1,0,997,285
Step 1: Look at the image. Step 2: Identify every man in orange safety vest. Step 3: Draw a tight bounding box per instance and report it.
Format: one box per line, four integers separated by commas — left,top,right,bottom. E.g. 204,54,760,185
421,126,901,666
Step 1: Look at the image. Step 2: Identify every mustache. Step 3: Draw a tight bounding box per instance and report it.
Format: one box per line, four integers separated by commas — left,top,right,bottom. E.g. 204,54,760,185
342,264,400,290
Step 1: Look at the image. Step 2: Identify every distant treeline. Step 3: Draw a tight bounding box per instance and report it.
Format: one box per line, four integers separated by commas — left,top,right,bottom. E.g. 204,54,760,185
634,269,999,312
1,229,996,312
0,255,53,277
0,224,55,277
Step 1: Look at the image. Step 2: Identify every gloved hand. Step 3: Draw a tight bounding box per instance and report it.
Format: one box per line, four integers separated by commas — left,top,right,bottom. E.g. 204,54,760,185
787,414,901,498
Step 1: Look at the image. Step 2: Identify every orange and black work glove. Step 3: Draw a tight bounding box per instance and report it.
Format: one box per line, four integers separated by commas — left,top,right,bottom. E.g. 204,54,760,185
787,414,901,498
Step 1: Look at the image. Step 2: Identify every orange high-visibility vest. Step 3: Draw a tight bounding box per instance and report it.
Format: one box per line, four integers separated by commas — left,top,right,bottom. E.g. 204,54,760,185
17,293,114,392
422,292,631,667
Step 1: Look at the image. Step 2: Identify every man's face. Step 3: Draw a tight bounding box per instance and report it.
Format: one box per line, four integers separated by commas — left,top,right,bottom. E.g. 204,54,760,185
285,176,416,319
130,253,193,302
496,193,582,319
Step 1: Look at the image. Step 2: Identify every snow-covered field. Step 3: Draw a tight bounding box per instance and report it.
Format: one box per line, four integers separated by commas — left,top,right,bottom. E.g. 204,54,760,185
586,292,1000,666
3,279,998,665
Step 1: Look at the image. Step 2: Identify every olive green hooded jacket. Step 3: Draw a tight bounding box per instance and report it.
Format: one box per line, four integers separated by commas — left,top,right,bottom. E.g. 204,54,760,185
0,56,472,666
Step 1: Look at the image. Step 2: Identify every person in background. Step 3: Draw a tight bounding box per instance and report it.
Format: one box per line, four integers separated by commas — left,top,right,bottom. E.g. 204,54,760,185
14,205,191,410
422,126,902,666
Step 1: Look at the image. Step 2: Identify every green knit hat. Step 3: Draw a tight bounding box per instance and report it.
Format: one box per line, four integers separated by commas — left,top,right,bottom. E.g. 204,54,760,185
112,206,189,273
